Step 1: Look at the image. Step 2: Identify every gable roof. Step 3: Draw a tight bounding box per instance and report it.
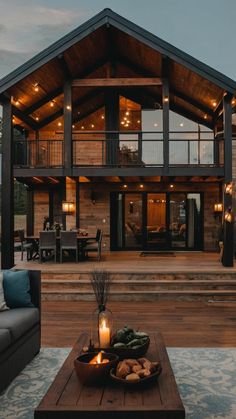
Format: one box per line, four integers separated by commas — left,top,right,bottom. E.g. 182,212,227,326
0,8,236,95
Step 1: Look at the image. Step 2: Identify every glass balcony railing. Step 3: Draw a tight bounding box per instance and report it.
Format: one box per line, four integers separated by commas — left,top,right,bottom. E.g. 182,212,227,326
13,132,223,169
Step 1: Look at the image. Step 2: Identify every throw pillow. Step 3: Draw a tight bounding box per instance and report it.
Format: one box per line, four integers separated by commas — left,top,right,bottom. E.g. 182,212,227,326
0,272,9,311
3,270,33,308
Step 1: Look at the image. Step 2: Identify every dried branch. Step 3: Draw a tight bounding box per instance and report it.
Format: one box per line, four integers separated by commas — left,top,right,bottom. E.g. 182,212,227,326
91,269,111,308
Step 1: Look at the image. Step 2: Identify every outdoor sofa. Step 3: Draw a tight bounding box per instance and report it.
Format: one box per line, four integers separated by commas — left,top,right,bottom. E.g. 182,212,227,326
0,270,41,393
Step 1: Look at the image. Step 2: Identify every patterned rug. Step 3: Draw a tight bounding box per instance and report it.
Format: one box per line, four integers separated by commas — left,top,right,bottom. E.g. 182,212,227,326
0,348,236,419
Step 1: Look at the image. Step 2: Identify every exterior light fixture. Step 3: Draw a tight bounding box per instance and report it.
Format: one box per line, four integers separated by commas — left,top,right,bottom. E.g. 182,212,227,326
180,123,184,127
140,184,144,188
204,114,207,120
35,116,39,121
50,101,55,107
164,97,169,103
214,203,223,213
58,122,62,127
62,201,75,214
81,126,85,130
232,99,235,105
123,184,128,189
14,98,20,106
72,125,75,129
224,207,233,223
170,184,174,189
224,182,233,195
101,115,105,119
66,105,71,110
212,101,217,107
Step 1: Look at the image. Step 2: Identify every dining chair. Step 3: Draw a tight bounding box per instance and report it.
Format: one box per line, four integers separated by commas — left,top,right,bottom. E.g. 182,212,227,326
60,231,78,263
17,229,33,261
83,229,103,261
39,231,57,263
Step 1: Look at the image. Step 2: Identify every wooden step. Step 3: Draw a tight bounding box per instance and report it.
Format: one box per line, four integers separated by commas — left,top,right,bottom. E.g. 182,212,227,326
41,288,236,302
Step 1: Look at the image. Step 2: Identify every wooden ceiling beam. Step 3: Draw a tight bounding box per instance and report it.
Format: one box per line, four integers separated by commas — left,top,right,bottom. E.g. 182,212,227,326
12,105,39,130
37,88,102,128
23,58,108,117
171,88,214,117
25,87,63,115
72,77,162,87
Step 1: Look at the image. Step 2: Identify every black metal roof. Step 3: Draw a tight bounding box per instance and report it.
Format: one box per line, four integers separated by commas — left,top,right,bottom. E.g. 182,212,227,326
0,8,236,95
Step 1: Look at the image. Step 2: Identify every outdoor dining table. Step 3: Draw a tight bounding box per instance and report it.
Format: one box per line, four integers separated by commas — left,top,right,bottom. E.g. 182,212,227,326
25,234,96,261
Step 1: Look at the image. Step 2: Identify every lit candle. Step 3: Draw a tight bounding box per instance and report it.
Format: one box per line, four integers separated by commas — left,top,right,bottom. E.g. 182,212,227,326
99,319,111,348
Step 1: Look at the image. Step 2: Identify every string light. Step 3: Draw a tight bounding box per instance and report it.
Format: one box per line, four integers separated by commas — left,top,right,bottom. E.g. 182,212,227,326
58,122,62,127
33,83,39,92
50,101,55,107
35,116,39,121
101,115,105,119
212,100,217,107
123,184,128,188
140,184,144,188
170,184,174,188
204,114,207,120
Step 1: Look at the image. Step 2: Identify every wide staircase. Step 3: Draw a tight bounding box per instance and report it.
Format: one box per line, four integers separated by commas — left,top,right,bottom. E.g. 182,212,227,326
41,270,236,302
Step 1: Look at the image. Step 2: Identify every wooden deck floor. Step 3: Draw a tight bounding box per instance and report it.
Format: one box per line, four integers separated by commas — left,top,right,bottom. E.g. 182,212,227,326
14,251,235,273
41,300,236,347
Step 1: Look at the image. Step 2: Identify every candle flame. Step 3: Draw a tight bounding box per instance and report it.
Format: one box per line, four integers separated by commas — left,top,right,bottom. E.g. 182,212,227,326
89,351,103,364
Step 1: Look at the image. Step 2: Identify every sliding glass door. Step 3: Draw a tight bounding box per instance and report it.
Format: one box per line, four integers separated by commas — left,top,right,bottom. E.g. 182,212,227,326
111,191,203,250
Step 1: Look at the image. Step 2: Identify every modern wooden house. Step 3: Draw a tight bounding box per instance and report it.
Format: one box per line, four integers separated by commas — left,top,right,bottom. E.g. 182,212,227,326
0,8,235,269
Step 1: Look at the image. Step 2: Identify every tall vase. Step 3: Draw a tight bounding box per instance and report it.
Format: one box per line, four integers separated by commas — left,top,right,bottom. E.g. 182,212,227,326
91,304,113,349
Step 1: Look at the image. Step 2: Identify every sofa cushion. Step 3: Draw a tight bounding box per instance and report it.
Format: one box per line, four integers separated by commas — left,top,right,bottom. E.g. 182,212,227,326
0,329,11,352
3,270,33,308
0,308,39,342
0,272,8,311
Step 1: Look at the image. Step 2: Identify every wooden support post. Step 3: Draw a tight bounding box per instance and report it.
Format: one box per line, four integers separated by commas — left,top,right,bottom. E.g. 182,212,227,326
76,181,80,228
162,78,169,174
26,188,34,235
1,98,14,268
222,93,233,267
61,179,66,230
49,189,54,226
105,90,119,165
64,80,72,174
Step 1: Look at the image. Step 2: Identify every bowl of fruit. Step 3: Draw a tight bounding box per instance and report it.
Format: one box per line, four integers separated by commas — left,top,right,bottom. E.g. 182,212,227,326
108,326,150,359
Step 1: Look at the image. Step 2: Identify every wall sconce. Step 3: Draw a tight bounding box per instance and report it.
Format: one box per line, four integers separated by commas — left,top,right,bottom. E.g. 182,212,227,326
214,203,223,213
224,182,233,195
62,201,75,214
214,203,223,219
224,207,233,223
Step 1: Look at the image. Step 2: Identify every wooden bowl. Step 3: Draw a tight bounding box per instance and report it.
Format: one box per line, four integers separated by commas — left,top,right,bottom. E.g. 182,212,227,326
110,363,162,387
108,338,150,360
74,352,119,386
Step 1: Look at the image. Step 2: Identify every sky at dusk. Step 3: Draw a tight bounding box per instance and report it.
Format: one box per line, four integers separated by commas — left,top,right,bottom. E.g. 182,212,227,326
0,0,235,80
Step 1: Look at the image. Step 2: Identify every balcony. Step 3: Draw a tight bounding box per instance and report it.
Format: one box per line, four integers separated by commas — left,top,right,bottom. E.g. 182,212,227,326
13,131,224,171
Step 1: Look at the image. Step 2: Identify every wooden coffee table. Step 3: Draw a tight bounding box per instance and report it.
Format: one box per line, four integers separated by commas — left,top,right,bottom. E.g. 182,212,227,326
34,331,185,418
